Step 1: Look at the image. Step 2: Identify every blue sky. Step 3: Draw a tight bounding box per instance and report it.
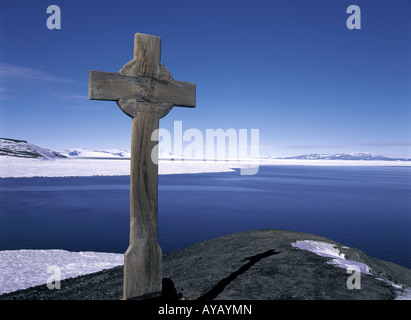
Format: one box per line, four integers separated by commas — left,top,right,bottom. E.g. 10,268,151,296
0,0,410,157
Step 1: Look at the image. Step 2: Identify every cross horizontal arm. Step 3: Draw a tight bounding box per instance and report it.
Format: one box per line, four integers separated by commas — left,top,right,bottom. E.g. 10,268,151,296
89,71,196,107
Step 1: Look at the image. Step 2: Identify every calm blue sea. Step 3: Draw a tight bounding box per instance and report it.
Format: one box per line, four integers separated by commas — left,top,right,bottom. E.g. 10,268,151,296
0,165,410,269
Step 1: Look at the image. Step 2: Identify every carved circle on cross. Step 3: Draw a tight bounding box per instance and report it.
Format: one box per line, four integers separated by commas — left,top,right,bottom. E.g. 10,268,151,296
116,58,174,119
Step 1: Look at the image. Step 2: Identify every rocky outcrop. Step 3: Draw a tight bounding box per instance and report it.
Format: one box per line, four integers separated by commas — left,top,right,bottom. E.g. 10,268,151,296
0,138,65,159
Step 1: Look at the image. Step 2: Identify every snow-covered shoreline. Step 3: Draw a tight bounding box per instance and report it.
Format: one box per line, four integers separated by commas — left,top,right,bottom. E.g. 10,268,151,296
0,157,410,178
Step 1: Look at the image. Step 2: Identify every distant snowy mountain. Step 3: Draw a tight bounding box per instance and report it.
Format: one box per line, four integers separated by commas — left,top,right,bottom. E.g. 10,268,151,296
0,138,66,159
2,138,409,163
259,152,410,161
281,152,410,161
60,148,131,159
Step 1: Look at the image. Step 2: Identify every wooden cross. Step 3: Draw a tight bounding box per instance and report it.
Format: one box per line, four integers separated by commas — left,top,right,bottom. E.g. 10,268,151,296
88,33,196,300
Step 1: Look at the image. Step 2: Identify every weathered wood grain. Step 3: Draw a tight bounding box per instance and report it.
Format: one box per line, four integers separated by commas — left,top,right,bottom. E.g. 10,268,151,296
89,71,195,107
123,33,163,301
88,32,196,300
124,106,162,299
134,33,161,78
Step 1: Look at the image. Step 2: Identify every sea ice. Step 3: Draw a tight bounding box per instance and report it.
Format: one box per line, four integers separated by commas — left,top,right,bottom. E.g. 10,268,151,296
1,157,410,178
0,249,123,294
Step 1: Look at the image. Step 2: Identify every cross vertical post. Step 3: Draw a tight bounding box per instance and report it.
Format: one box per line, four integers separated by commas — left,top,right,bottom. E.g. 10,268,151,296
88,33,196,300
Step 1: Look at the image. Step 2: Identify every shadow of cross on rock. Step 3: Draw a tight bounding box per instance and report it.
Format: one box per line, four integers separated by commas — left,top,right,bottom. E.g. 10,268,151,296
197,249,280,300
155,249,280,301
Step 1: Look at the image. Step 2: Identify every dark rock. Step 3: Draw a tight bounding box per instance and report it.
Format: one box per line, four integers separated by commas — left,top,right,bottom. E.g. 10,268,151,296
1,229,410,300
